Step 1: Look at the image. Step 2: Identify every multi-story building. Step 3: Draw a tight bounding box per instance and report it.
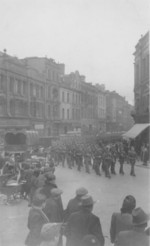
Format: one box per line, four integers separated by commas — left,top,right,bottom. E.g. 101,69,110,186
0,50,135,140
106,90,133,132
132,31,149,123
80,80,98,134
59,71,82,134
95,84,106,132
0,51,47,137
23,57,65,136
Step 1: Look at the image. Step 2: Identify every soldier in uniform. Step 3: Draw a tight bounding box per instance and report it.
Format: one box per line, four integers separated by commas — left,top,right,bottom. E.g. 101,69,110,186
75,146,83,172
83,146,91,174
93,147,101,176
66,148,73,169
128,146,136,176
110,147,117,175
118,149,125,175
102,150,111,178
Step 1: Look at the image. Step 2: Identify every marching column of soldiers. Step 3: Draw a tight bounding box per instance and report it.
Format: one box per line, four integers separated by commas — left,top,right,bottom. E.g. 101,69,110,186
50,138,137,178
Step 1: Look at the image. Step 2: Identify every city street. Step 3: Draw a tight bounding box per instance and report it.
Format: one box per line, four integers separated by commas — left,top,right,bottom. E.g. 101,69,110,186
0,162,149,246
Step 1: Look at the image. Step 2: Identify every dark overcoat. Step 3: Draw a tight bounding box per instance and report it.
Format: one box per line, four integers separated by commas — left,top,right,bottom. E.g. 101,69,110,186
25,207,49,246
43,196,64,223
65,208,104,246
64,196,81,221
110,212,133,243
114,227,149,246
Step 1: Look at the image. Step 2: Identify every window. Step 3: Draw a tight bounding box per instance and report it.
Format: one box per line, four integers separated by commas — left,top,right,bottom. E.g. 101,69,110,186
72,108,74,120
67,109,69,119
62,91,65,102
62,108,65,119
30,83,33,97
33,85,36,97
67,92,69,103
0,74,6,91
48,105,51,117
9,77,14,92
73,93,75,104
40,86,44,98
22,81,27,96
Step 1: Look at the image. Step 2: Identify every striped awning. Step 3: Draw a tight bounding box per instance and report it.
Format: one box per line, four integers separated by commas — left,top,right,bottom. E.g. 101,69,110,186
122,124,150,139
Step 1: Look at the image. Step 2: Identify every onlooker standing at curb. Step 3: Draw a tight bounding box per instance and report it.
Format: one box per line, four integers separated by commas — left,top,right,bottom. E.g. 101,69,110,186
110,195,136,244
114,207,150,246
65,194,104,246
64,187,88,221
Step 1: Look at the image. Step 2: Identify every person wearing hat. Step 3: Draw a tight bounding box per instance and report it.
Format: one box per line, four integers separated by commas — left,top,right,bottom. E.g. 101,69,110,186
36,173,57,199
25,193,49,246
110,195,136,244
43,188,64,223
114,207,150,246
64,187,88,221
43,188,64,246
65,194,104,246
28,168,41,206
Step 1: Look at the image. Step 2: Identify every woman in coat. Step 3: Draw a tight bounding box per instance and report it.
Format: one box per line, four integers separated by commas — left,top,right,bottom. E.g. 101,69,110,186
25,194,49,246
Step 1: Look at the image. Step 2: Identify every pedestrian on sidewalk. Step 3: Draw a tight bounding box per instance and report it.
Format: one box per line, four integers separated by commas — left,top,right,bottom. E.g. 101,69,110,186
25,193,49,246
43,188,64,246
114,207,150,246
36,173,57,199
143,146,149,166
65,194,104,246
64,187,88,221
110,195,136,244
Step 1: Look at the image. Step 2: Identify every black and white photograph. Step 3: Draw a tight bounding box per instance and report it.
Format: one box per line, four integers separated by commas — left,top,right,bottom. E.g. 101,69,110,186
0,0,149,246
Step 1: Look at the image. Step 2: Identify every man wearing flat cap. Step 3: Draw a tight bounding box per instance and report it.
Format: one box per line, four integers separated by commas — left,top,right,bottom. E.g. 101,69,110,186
114,207,150,246
64,187,88,221
65,194,104,246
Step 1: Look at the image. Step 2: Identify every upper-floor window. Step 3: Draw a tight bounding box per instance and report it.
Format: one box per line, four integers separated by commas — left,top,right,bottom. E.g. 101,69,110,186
9,76,14,93
62,91,65,102
0,74,6,91
48,105,51,117
72,108,74,120
62,108,65,119
22,81,27,96
33,85,36,97
30,83,33,97
67,108,69,119
36,85,40,98
40,86,44,99
67,92,69,103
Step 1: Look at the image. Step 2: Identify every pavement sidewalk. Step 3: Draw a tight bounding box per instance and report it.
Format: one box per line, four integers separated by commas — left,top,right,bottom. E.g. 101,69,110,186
135,160,150,169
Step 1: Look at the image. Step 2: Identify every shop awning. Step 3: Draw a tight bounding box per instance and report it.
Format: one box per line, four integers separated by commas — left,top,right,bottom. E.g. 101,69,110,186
122,124,150,139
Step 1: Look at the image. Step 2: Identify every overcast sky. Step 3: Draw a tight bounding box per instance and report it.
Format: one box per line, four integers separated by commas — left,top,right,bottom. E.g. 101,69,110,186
0,0,149,104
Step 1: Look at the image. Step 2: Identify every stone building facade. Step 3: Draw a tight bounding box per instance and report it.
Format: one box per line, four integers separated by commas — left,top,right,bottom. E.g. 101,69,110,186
132,32,149,123
59,71,82,134
23,57,65,136
106,91,134,132
0,50,134,139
